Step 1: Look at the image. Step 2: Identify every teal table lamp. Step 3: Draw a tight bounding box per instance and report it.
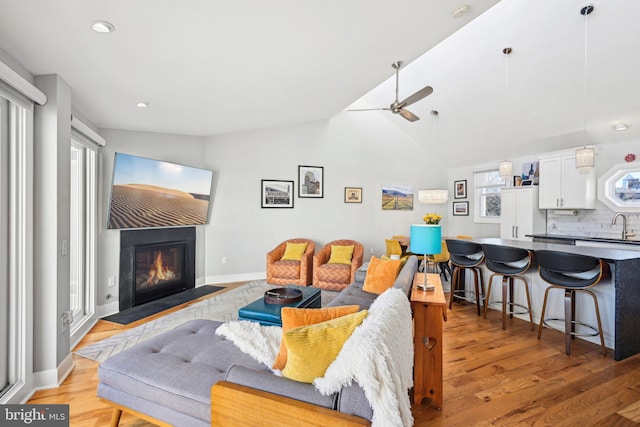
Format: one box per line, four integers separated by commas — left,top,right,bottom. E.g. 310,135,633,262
410,224,442,291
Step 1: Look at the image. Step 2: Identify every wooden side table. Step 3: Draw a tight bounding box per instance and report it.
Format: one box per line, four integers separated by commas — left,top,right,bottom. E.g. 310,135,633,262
411,272,446,408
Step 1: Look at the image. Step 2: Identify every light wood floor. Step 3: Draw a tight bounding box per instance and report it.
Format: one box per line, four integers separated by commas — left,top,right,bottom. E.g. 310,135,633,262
28,287,640,426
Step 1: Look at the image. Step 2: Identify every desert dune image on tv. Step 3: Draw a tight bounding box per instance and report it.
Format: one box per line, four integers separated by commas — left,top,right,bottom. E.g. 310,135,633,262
108,153,214,229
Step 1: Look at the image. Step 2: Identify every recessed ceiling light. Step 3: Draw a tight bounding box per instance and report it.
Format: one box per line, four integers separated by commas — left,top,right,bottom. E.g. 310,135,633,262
612,123,629,131
136,102,149,108
452,5,470,18
92,21,115,34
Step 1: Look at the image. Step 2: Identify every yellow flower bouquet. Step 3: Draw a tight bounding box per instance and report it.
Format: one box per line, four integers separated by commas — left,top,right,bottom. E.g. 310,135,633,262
423,213,442,225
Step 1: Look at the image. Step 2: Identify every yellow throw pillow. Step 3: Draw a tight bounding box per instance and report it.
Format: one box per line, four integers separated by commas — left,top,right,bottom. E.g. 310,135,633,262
362,256,402,295
327,245,355,265
282,310,368,383
272,305,359,370
280,242,308,261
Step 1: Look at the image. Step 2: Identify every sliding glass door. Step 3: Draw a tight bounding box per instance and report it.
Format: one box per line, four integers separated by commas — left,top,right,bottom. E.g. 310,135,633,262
0,91,31,403
69,138,96,337
0,96,8,397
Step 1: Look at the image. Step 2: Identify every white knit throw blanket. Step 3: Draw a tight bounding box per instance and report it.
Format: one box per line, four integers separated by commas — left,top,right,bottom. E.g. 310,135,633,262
216,287,414,427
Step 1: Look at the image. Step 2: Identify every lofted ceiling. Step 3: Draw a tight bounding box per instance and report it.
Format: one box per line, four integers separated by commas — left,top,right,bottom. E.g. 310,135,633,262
0,0,499,136
351,0,640,166
0,0,638,167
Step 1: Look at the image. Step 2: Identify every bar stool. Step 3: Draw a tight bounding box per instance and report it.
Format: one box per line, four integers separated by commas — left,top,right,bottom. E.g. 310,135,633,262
445,239,485,315
481,244,534,331
536,250,610,356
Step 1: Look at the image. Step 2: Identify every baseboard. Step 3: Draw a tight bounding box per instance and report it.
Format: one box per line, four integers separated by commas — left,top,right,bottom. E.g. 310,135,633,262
96,300,119,318
31,353,74,394
205,272,266,285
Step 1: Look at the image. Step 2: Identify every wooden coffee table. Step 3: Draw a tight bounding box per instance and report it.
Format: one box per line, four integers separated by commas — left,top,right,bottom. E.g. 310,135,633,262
238,285,321,326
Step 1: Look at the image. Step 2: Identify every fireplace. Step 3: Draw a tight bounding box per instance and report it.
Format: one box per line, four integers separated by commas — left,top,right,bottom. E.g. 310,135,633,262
119,227,196,311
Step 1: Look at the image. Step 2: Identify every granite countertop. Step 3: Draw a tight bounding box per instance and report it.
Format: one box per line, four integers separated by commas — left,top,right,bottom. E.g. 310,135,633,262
526,234,640,246
471,237,640,262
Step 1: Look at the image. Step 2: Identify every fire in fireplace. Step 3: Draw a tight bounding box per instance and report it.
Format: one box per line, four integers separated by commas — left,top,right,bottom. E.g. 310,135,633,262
119,227,196,311
134,242,186,305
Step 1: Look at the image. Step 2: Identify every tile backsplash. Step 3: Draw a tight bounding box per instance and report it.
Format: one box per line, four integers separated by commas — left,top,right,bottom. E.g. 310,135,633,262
547,206,640,240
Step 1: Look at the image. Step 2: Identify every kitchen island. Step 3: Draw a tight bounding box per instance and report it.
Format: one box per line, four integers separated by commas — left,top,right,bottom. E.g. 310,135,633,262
469,237,640,361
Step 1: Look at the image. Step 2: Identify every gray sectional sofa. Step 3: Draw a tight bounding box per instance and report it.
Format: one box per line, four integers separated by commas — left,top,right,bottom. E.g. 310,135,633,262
97,255,418,426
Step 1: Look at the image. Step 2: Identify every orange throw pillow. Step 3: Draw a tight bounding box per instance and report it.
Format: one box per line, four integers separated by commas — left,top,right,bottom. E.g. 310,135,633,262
362,256,402,294
272,305,360,370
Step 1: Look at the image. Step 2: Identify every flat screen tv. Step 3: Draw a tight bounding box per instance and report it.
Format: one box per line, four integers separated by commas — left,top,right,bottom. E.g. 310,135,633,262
107,153,214,229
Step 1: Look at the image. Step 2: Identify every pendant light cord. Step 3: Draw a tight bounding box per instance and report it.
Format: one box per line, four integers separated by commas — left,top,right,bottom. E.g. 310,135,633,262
583,7,589,132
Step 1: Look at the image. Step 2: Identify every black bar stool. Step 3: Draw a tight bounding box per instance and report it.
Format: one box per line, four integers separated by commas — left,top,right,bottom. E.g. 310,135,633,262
481,244,534,330
535,250,610,356
446,239,485,315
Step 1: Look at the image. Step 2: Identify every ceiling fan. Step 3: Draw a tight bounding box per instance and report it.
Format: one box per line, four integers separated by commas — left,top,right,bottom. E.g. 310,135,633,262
349,61,433,122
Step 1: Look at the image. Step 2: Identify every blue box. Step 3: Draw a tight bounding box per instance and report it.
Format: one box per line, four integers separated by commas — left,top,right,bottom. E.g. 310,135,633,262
238,285,321,326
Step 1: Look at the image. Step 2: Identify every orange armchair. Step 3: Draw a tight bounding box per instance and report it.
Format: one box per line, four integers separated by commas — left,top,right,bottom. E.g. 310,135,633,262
313,240,364,291
266,238,315,286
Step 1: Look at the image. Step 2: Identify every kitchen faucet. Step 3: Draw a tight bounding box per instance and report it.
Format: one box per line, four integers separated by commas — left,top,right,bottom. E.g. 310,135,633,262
611,213,635,240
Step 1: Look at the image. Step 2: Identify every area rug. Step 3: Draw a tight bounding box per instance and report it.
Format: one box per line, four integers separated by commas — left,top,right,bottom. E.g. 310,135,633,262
102,285,223,325
75,280,337,363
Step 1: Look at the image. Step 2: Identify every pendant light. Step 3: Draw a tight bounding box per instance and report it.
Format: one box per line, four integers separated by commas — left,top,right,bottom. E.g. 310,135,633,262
499,47,513,185
419,110,449,204
576,4,595,173
499,160,513,181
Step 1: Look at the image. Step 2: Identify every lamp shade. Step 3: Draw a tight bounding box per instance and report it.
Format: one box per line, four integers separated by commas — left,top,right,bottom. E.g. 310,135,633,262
418,189,449,204
575,147,595,173
499,160,513,179
410,224,442,255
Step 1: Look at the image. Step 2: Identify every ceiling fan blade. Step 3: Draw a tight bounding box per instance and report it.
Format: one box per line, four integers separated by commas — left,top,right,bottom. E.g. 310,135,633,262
347,107,391,112
399,109,419,122
399,86,433,108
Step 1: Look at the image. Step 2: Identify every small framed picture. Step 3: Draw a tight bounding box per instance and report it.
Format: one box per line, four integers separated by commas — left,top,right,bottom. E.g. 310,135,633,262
261,180,294,208
521,179,533,186
344,187,362,203
298,165,323,198
454,179,467,199
453,201,469,216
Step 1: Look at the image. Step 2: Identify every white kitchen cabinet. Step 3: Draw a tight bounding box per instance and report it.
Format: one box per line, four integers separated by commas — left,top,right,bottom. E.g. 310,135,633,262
500,187,546,241
538,151,596,209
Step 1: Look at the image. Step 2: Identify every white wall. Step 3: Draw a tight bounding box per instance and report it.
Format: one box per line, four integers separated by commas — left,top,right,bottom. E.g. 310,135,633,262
202,111,448,283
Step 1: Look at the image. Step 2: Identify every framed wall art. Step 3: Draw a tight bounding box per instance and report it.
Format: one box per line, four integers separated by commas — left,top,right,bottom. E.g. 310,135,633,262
344,187,362,203
454,179,467,199
298,165,323,198
453,201,469,216
382,184,414,210
261,180,294,208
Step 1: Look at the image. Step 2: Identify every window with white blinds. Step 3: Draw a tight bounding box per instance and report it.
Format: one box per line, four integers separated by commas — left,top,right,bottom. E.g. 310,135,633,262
0,88,32,403
474,168,503,224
